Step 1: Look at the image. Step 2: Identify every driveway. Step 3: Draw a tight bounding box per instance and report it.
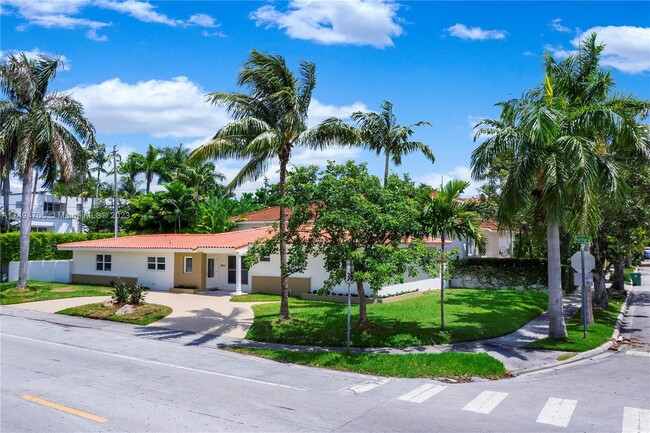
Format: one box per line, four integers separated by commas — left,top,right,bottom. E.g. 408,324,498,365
7,291,258,338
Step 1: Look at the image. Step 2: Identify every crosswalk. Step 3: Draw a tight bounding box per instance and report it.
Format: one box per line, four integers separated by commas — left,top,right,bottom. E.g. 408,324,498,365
342,380,650,432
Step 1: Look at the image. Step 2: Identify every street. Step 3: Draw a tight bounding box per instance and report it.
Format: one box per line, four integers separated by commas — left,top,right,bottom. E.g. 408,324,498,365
1,273,649,433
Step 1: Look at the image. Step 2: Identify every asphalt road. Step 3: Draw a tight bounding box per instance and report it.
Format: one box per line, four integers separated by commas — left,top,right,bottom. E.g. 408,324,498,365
1,274,649,433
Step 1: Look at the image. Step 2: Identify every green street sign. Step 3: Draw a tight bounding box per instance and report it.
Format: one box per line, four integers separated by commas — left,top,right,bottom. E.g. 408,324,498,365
574,235,591,244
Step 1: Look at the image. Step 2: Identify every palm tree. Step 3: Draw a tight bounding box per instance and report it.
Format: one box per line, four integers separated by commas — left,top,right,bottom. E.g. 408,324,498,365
351,100,434,186
421,179,486,330
0,53,95,288
174,162,226,203
159,144,190,183
140,144,166,194
90,143,110,210
118,152,144,198
0,137,15,232
471,35,647,339
190,50,358,319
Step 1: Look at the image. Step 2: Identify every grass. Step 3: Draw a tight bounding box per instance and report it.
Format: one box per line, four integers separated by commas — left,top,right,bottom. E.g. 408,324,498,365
623,266,636,284
228,347,508,379
525,300,622,352
0,280,113,305
57,303,172,325
246,289,548,347
230,293,284,302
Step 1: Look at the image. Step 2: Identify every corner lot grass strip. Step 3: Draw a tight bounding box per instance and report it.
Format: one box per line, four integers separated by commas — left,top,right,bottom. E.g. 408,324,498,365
246,289,548,347
229,348,508,379
0,280,113,305
57,303,172,325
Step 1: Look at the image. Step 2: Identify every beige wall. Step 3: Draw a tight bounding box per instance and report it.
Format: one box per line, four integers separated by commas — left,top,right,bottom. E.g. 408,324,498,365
173,252,206,290
251,275,310,295
71,274,137,286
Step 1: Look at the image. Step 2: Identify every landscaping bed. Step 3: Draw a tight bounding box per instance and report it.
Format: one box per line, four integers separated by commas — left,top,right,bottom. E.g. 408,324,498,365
0,280,113,305
525,300,623,352
57,302,172,325
246,289,548,347
228,348,508,380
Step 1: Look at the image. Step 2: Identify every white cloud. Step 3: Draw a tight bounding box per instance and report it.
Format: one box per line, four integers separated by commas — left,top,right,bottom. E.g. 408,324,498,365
202,30,227,38
543,44,577,60
573,26,650,74
67,76,231,138
522,51,537,57
95,0,180,26
549,18,572,33
250,0,403,48
307,99,369,126
445,23,507,41
0,48,71,69
416,166,482,197
188,13,217,28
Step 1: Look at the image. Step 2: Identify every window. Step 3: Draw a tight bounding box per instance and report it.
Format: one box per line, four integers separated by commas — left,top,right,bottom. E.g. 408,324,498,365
184,257,193,273
147,257,165,271
260,255,271,262
207,258,215,278
43,202,63,216
31,227,50,232
227,256,248,285
76,203,83,211
15,201,22,209
96,254,112,271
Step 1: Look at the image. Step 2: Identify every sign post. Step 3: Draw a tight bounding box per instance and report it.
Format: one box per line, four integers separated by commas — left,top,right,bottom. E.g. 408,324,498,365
571,238,595,339
345,260,354,350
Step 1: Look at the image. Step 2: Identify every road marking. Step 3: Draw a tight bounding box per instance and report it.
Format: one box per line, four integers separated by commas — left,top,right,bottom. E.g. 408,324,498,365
348,378,390,394
536,397,577,428
20,395,108,423
462,391,508,414
397,384,447,403
626,350,650,357
622,407,650,433
2,333,306,391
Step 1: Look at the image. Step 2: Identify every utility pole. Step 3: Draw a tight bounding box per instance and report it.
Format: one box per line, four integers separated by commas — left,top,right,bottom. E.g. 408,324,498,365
113,145,118,238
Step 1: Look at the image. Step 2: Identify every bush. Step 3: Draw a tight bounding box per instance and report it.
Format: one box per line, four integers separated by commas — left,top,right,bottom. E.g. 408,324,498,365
112,282,130,304
112,281,148,305
128,284,147,305
0,232,114,264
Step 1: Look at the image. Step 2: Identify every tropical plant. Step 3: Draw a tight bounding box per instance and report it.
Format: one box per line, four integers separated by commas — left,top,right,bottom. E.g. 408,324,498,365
127,283,147,305
173,161,226,203
351,100,434,186
193,196,262,234
0,53,95,289
112,281,130,304
471,35,648,338
189,50,358,319
420,179,486,330
90,143,110,209
118,152,144,198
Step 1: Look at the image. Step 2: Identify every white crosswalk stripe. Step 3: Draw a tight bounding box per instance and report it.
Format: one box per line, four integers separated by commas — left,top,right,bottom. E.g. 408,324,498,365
397,384,447,403
536,397,578,428
348,378,390,394
462,391,509,414
622,407,650,433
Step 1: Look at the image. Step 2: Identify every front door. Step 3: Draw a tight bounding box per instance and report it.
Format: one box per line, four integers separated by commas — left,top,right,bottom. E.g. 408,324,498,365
206,256,217,289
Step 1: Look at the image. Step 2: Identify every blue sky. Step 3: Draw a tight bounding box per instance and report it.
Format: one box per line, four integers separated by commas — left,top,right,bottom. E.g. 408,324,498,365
2,1,649,195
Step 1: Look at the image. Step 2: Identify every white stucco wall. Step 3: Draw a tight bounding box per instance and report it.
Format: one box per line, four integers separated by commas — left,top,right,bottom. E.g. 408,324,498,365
72,250,175,291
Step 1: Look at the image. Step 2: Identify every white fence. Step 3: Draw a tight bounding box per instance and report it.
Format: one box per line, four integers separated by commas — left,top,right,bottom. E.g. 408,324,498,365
8,260,72,283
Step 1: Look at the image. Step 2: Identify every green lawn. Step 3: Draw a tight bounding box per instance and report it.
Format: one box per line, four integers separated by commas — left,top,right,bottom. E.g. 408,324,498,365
230,293,284,302
0,280,113,305
229,348,508,379
246,289,548,347
57,303,172,325
525,301,622,352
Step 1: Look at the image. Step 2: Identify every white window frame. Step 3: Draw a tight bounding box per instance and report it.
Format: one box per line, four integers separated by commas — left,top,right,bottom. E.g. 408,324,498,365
147,256,166,271
184,256,193,274
260,255,271,262
96,254,112,272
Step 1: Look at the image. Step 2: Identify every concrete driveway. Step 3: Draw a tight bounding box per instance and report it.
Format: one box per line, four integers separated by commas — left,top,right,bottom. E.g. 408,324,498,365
8,291,258,338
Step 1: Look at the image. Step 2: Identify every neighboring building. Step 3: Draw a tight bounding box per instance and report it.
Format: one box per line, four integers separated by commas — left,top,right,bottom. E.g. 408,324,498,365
4,191,93,233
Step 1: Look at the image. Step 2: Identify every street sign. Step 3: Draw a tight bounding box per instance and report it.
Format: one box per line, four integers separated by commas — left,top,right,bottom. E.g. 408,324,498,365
574,235,592,244
574,272,593,287
571,251,595,272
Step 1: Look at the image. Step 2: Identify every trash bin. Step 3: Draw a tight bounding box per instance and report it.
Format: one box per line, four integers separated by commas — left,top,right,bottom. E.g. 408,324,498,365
631,272,642,286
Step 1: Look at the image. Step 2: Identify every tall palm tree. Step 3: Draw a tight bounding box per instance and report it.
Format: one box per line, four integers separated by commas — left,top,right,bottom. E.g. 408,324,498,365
471,35,647,339
174,161,226,203
118,152,144,198
421,179,486,330
0,137,15,232
139,144,166,194
190,50,358,319
351,100,434,186
90,143,110,210
159,144,190,183
0,53,95,288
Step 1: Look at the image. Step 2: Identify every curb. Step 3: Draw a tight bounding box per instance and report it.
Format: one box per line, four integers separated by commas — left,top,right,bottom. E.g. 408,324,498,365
512,289,633,376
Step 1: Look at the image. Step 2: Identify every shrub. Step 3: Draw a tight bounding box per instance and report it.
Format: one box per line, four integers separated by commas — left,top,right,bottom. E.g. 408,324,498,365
128,284,147,305
112,282,130,304
0,232,114,264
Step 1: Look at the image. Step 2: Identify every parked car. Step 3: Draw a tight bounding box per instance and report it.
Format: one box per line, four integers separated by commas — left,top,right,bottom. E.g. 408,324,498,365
644,247,650,259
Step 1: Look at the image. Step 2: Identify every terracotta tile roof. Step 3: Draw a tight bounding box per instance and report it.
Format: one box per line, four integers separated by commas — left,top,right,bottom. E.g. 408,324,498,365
58,227,274,251
480,220,501,231
232,206,288,223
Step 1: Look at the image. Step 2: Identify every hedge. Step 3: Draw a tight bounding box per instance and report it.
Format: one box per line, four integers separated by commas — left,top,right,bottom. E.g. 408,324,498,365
0,232,114,263
452,257,575,292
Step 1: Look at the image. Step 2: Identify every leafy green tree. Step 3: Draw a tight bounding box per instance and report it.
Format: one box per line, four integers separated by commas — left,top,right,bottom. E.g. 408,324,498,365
420,179,487,330
471,35,647,339
351,100,433,186
0,53,95,288
189,50,358,319
193,196,262,234
173,161,226,204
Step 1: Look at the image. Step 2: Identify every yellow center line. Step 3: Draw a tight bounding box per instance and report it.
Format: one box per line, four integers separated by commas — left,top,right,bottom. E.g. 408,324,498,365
20,395,108,423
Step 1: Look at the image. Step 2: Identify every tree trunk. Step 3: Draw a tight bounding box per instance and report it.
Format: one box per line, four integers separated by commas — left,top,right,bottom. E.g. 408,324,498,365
2,174,10,232
546,220,568,339
440,234,445,331
592,241,609,308
356,280,367,325
146,175,151,194
17,162,34,289
383,151,390,187
611,260,626,291
278,155,290,320
93,169,101,211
